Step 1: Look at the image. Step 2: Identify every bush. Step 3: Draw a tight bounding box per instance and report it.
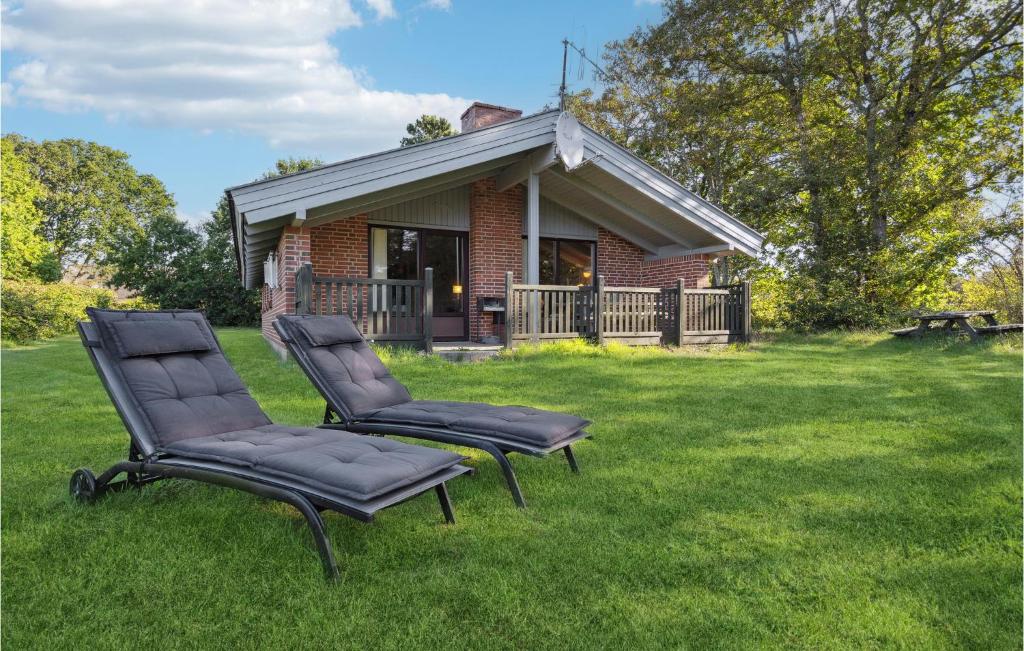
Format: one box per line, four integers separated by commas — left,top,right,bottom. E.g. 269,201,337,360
1,281,116,343
114,295,159,311
749,267,790,330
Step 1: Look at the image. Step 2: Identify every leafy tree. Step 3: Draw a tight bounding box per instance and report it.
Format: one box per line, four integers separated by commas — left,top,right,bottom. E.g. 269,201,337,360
958,198,1023,322
0,139,59,281
400,115,458,146
261,157,324,180
571,0,1022,328
106,213,200,308
3,134,176,278
107,157,325,326
107,208,261,326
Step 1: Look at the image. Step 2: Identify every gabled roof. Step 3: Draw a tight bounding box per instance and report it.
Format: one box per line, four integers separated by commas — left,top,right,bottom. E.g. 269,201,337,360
227,109,763,288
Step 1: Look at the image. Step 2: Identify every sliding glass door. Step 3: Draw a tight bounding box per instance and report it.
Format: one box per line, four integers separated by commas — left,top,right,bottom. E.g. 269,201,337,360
370,226,468,340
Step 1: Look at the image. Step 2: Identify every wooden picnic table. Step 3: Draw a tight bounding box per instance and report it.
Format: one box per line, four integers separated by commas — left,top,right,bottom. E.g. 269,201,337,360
891,310,1022,342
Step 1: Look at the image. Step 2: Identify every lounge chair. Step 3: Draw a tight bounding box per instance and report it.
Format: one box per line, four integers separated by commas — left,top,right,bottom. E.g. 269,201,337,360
274,314,591,508
73,308,471,581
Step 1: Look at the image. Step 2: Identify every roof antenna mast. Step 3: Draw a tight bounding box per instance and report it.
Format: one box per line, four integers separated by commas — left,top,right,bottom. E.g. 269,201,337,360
559,38,569,111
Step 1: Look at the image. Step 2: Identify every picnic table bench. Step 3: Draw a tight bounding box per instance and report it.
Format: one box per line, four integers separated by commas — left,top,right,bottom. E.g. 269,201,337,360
891,310,1023,342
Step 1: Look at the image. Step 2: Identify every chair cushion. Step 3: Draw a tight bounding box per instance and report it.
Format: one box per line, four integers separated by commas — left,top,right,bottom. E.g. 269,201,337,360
306,343,413,415
107,318,213,358
278,315,412,417
291,315,364,347
162,424,464,501
356,400,591,447
88,309,271,446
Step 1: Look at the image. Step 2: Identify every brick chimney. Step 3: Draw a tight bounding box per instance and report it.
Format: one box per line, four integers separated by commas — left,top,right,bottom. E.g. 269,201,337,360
460,102,522,132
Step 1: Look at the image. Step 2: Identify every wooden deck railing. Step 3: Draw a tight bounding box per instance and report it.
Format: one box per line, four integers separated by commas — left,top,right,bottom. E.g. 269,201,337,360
293,264,749,352
679,283,750,344
504,275,594,345
294,263,434,352
504,272,750,347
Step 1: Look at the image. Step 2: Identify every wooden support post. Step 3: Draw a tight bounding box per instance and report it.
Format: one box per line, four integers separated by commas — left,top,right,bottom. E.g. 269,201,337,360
504,271,514,349
526,171,540,342
295,263,313,315
422,267,433,354
594,274,605,346
676,278,686,346
526,172,540,284
742,280,752,343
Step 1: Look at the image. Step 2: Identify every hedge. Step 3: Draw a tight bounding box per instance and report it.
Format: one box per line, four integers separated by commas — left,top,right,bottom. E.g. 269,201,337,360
1,281,151,344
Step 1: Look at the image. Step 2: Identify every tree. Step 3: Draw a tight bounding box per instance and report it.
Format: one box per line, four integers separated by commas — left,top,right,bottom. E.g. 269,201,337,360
3,134,176,278
0,139,59,281
261,157,324,180
106,157,325,326
400,115,458,146
958,197,1023,322
106,213,201,306
571,0,1022,328
107,207,262,326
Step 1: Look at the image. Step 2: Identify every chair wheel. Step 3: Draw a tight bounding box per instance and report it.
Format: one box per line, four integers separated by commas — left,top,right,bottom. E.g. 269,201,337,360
69,468,98,503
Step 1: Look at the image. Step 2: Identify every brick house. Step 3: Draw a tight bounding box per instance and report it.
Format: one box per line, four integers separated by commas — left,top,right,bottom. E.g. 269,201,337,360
227,103,763,356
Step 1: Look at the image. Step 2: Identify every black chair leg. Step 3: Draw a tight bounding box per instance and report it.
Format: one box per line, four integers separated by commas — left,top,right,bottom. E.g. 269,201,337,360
290,495,340,582
564,445,580,473
435,483,455,524
478,442,526,508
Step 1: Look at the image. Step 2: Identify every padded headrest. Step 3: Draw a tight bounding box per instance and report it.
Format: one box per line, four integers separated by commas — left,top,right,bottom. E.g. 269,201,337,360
87,308,217,358
108,319,212,358
285,315,365,347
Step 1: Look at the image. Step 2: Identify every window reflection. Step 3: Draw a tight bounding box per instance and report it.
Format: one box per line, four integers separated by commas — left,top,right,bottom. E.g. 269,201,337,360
424,232,464,315
522,237,594,286
557,240,593,286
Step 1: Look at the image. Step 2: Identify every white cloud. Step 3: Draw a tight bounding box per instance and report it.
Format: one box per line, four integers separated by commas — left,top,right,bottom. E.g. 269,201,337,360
424,0,452,10
364,0,397,19
1,0,469,155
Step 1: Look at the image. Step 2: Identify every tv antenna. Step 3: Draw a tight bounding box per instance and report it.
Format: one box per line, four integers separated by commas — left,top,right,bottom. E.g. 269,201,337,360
558,38,609,111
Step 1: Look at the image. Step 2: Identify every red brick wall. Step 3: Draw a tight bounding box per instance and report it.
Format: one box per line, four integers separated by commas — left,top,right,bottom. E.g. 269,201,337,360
640,254,713,288
310,215,368,277
469,178,524,341
261,225,310,355
597,228,645,286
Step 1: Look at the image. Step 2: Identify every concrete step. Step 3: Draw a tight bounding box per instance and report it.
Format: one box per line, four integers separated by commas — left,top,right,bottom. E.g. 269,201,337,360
433,341,502,363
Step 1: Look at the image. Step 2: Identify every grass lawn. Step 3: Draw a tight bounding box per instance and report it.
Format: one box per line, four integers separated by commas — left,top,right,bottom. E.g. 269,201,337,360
2,330,1021,649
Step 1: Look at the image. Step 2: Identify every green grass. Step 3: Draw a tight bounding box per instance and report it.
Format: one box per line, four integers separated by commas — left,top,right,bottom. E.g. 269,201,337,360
2,331,1021,649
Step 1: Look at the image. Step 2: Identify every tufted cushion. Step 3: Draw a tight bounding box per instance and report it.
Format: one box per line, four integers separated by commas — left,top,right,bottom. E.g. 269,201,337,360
357,400,591,446
108,319,212,358
163,424,464,500
290,315,364,346
279,315,412,416
88,308,271,445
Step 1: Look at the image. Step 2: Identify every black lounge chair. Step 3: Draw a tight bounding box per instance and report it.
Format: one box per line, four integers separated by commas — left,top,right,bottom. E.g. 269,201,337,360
73,308,471,581
274,314,591,508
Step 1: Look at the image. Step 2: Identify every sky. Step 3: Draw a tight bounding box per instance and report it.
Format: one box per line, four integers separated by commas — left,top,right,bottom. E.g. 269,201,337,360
1,0,664,223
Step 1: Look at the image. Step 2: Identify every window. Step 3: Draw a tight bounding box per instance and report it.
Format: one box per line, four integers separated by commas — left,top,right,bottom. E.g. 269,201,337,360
523,237,595,286
557,240,593,286
370,226,467,316
371,227,418,280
